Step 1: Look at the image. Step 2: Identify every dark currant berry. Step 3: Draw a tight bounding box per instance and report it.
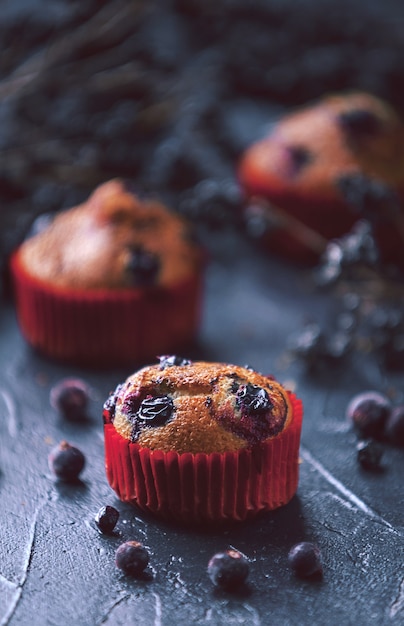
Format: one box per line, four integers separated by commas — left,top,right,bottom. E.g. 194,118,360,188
337,174,399,221
50,378,89,421
122,391,142,422
158,355,191,369
207,550,249,590
103,384,124,424
243,202,275,240
325,220,379,268
137,395,174,426
338,109,381,138
126,245,160,286
48,441,85,482
235,383,272,414
288,542,323,578
286,144,312,174
115,541,149,576
95,505,120,534
356,440,384,470
384,405,404,446
346,391,392,439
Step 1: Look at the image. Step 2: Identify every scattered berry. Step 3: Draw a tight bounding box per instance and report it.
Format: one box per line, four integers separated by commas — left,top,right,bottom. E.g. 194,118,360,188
346,391,392,439
356,440,384,470
48,440,85,482
384,405,404,446
207,549,249,590
288,542,323,578
115,541,149,576
95,505,120,534
50,378,90,421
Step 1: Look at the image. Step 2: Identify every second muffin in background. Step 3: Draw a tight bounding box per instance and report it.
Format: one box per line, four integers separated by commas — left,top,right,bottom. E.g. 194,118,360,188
11,180,205,368
239,91,404,266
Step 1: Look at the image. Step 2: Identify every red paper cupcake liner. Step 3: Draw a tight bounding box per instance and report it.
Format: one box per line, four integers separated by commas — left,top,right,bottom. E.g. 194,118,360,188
10,249,204,368
104,393,303,524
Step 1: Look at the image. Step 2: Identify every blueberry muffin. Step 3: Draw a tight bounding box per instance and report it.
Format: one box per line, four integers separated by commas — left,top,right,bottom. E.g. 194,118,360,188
103,357,303,523
11,180,205,367
239,91,404,265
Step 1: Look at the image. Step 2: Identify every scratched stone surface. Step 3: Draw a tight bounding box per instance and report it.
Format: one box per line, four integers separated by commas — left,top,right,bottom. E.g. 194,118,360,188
0,231,403,626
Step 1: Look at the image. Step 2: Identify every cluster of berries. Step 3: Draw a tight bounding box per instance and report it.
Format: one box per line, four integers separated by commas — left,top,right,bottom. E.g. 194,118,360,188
345,391,404,470
95,507,323,588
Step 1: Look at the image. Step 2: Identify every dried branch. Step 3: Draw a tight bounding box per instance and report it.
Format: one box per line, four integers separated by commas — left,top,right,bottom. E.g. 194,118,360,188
0,1,145,101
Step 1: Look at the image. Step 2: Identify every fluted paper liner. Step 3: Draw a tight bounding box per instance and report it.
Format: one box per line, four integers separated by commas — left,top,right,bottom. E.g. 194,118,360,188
104,393,303,524
10,249,203,367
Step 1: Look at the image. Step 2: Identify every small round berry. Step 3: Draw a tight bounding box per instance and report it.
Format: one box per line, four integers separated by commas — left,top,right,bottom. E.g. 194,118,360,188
384,405,404,446
288,542,323,578
50,378,90,421
115,541,150,576
48,441,85,482
356,440,384,470
207,549,249,590
126,246,160,286
235,383,272,414
346,391,392,439
95,505,120,534
158,355,191,369
338,109,381,138
137,395,174,426
285,145,312,174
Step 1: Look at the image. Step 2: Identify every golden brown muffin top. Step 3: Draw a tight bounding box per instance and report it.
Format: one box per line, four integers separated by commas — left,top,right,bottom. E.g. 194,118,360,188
18,179,203,289
239,91,404,202
103,358,293,454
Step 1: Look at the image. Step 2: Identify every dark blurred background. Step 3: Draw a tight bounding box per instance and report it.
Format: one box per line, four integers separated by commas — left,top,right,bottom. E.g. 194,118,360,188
1,0,404,265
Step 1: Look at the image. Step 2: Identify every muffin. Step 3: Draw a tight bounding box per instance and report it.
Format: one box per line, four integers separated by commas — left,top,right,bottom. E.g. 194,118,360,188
103,357,303,524
10,180,205,367
238,91,404,265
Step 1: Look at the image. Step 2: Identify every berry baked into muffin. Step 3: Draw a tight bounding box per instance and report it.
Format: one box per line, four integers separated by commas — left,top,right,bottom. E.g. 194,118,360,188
11,180,205,367
103,357,303,524
239,91,404,265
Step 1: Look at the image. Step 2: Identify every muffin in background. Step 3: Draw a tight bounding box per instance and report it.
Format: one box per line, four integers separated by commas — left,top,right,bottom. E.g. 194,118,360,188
239,91,404,266
103,358,303,524
11,180,205,368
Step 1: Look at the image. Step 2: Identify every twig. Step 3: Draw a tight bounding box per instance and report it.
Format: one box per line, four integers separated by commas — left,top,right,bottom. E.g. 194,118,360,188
0,1,144,101
249,195,328,255
251,196,404,300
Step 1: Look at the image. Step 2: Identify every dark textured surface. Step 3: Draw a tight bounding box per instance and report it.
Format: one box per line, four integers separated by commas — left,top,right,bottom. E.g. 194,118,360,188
0,231,403,626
